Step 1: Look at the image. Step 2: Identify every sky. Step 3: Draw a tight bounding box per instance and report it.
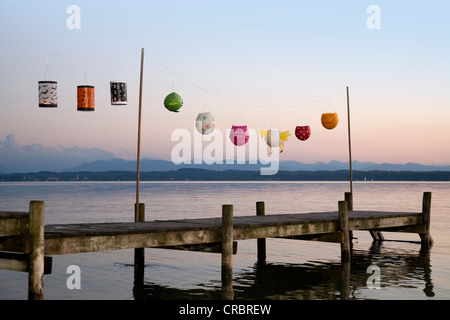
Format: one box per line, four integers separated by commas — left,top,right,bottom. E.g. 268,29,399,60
0,0,449,167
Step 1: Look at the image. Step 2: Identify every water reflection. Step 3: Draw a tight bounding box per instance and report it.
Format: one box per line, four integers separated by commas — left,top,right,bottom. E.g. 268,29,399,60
132,242,433,300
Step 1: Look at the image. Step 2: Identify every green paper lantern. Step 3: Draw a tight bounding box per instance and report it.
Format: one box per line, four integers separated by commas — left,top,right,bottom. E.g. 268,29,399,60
164,92,183,112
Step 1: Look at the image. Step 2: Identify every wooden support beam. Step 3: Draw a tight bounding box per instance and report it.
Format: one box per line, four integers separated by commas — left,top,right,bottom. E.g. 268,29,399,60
0,252,52,274
161,242,237,254
221,204,234,300
339,201,351,263
256,201,266,265
28,201,45,300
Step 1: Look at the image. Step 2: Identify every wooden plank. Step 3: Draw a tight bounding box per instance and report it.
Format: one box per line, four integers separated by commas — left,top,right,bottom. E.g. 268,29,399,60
0,251,52,274
0,212,29,237
161,241,237,254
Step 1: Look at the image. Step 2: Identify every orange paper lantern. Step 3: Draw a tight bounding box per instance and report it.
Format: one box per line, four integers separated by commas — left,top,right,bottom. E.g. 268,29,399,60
77,85,95,111
321,112,338,130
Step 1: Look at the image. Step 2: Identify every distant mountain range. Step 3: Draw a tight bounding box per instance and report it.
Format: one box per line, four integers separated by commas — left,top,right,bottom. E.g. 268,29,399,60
61,158,450,173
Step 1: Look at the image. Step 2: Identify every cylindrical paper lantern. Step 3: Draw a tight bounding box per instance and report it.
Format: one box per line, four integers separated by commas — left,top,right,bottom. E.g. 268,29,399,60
295,125,311,141
321,112,339,130
77,85,95,111
110,81,127,105
38,81,57,108
164,92,183,112
195,112,215,135
229,125,250,146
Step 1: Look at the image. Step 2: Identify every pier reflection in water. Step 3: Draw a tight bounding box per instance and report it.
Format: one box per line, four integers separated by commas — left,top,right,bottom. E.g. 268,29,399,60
131,240,433,300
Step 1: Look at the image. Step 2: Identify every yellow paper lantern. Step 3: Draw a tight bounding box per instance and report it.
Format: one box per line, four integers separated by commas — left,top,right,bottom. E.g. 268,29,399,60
321,112,339,130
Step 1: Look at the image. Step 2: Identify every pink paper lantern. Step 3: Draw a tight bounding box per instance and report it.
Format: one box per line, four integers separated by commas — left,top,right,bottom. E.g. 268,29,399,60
229,125,250,146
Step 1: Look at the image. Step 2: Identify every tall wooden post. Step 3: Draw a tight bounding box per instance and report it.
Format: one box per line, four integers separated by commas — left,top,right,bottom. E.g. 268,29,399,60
135,48,144,221
28,201,45,300
346,86,353,196
338,200,351,263
256,201,266,265
420,192,433,250
221,205,234,299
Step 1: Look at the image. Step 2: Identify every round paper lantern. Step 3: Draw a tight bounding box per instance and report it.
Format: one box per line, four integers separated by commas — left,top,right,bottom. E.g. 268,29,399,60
295,125,311,141
110,81,127,105
164,92,183,112
195,112,215,135
321,112,339,130
229,125,250,146
77,85,95,111
38,81,57,108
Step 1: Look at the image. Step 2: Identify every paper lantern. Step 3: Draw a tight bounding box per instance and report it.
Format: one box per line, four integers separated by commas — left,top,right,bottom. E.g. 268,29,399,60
77,85,95,111
321,112,339,130
229,125,250,146
195,112,215,135
110,81,127,105
260,129,291,153
38,81,57,108
295,125,311,141
164,92,183,112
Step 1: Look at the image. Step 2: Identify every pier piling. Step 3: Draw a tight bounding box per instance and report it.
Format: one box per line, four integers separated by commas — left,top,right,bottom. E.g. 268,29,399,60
221,204,234,299
338,201,351,263
256,201,266,265
28,201,45,300
420,192,433,249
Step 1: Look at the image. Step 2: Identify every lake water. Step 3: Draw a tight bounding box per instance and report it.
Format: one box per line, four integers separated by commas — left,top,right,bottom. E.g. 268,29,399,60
1,181,450,300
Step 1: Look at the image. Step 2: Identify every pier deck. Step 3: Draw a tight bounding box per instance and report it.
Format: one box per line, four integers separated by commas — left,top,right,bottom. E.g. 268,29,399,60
0,192,433,299
40,210,421,255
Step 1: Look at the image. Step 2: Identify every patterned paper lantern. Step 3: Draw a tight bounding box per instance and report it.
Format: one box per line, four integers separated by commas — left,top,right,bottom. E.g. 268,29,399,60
110,81,127,105
77,85,95,111
229,125,250,146
164,92,183,112
195,112,215,135
295,125,311,141
38,81,57,108
321,112,339,130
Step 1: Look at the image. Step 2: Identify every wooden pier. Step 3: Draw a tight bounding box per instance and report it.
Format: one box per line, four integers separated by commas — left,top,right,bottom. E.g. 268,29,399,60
0,192,433,300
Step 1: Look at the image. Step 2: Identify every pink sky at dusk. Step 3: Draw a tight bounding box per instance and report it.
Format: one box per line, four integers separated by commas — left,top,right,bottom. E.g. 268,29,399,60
1,1,449,167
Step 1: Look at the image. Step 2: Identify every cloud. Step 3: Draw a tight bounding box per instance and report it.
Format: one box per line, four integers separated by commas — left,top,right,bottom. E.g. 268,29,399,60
0,134,116,173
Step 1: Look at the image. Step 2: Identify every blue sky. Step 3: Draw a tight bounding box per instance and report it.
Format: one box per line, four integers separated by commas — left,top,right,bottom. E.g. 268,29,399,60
1,0,449,166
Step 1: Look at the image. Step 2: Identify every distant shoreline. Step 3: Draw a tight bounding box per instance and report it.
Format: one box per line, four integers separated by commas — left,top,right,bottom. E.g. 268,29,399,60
2,169,450,182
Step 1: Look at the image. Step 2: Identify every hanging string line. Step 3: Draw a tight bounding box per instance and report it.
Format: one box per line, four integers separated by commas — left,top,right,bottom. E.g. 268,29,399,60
144,52,346,110
33,45,345,110
36,49,141,61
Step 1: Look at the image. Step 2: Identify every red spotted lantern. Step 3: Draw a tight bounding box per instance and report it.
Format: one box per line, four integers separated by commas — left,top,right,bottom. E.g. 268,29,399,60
229,125,250,146
295,125,311,141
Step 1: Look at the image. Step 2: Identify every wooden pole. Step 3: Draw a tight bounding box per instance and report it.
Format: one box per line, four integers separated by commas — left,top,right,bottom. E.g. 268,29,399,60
346,86,353,196
28,201,45,300
256,201,266,265
420,192,433,249
135,48,144,222
338,200,351,263
221,204,234,299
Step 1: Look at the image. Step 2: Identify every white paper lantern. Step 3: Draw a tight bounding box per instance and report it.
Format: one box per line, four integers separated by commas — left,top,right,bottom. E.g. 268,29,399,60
195,112,215,135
